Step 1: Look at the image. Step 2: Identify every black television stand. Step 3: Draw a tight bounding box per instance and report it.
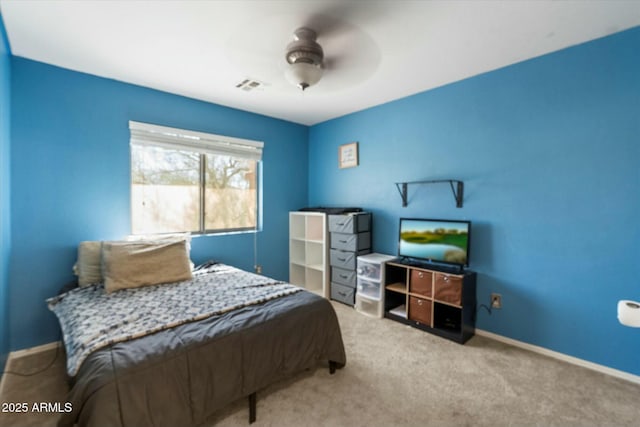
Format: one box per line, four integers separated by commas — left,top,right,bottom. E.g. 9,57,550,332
383,260,477,344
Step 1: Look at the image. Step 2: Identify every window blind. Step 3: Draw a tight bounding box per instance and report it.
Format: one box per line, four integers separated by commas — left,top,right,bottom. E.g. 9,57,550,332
129,121,263,161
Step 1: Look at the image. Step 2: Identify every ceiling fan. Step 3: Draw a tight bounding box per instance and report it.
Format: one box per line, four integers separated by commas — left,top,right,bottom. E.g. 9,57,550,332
285,27,324,90
226,5,384,94
284,27,324,91
280,18,382,93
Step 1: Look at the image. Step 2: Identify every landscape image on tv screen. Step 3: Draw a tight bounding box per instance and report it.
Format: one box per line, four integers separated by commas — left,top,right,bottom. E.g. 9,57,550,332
399,219,469,265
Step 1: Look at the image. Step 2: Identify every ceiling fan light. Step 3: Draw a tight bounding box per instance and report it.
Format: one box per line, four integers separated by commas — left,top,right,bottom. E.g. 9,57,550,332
285,62,323,91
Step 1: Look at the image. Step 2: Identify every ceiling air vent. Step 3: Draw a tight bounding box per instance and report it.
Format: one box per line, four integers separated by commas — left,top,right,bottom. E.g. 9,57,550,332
235,78,266,92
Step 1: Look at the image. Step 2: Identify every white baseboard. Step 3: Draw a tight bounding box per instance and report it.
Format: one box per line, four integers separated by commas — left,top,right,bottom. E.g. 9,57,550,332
476,329,640,385
0,341,61,397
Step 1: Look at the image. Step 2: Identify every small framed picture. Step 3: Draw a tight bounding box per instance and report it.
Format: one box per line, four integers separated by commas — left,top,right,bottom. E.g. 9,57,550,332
339,142,359,169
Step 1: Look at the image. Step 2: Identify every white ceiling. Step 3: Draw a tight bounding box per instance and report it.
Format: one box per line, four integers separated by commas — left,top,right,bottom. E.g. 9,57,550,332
1,0,639,126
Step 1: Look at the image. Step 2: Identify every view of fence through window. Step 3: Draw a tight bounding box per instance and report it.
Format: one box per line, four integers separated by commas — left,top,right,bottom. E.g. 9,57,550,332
131,144,258,234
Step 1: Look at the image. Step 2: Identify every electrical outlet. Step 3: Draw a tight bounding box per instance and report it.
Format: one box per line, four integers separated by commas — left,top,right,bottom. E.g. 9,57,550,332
254,265,262,274
491,293,502,309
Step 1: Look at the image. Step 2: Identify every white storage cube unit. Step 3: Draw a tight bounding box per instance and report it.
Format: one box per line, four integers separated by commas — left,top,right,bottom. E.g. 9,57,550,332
355,253,396,318
289,212,329,298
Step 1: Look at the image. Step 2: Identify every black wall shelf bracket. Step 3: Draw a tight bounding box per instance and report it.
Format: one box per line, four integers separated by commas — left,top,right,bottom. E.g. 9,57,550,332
395,179,464,208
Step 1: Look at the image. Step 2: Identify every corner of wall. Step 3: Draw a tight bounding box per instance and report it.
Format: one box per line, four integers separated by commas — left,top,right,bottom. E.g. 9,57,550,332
0,9,12,372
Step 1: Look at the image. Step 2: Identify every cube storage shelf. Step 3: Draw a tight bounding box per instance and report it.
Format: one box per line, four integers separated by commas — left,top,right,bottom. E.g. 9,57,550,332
289,212,329,298
384,261,477,344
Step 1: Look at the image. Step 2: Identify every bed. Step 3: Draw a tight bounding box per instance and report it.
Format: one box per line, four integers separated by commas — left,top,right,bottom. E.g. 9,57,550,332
48,258,346,427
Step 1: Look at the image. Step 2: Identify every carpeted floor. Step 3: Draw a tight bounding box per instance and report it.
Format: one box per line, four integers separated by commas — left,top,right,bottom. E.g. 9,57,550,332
1,300,639,427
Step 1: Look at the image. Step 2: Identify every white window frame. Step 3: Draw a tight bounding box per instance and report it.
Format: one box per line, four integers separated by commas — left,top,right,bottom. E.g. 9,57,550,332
129,121,263,235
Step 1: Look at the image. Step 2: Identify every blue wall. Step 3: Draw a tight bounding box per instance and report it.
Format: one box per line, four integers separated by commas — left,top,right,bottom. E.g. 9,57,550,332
9,58,308,350
309,28,640,376
0,13,11,371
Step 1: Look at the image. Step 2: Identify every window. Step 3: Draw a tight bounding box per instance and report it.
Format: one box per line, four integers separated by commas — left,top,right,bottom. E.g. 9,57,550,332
130,121,262,235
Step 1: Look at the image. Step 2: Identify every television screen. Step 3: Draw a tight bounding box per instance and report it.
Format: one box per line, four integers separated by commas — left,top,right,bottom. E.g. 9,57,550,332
398,218,470,266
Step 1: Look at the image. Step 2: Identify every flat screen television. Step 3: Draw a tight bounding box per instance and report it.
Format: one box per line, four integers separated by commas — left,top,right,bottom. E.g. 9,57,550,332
398,218,471,269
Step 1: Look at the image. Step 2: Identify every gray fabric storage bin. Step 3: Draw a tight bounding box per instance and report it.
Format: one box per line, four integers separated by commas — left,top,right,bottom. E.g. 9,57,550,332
331,267,357,288
330,232,371,252
331,282,356,305
328,213,371,234
330,249,370,270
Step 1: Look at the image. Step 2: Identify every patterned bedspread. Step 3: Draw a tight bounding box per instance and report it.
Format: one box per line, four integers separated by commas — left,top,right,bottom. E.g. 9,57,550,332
47,262,301,376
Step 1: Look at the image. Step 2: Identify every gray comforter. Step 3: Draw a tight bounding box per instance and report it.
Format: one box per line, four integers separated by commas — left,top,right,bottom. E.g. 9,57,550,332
57,287,346,427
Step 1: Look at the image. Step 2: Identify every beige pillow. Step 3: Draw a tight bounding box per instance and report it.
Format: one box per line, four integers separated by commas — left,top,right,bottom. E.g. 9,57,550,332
127,232,192,250
126,233,194,269
102,240,193,293
75,241,104,286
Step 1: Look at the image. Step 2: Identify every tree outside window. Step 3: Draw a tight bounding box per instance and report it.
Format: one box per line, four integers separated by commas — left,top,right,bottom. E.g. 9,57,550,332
130,123,261,235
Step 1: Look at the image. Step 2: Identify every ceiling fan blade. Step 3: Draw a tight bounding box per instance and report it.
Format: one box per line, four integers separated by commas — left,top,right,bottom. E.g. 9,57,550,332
302,1,394,39
303,14,350,40
322,55,345,71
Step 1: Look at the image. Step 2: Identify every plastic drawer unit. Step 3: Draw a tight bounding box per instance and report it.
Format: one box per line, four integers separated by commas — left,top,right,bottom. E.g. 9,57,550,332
354,253,396,318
